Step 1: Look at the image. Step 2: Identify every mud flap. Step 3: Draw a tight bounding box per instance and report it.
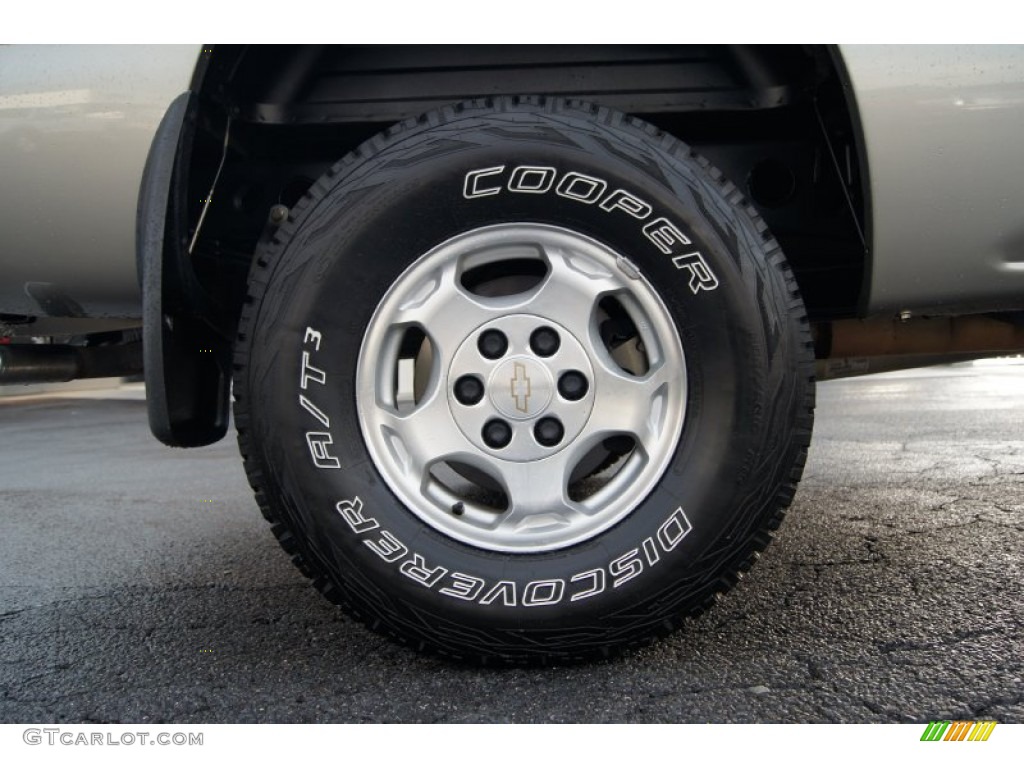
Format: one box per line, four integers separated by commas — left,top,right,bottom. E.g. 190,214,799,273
137,91,230,447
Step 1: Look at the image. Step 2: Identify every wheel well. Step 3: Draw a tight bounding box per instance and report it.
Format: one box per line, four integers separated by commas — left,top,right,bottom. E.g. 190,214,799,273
179,44,868,340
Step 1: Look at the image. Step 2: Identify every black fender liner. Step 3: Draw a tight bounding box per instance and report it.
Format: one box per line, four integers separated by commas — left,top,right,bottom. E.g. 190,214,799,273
137,91,231,447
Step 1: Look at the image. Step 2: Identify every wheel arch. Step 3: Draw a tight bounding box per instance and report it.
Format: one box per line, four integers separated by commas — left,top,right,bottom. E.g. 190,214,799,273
146,44,868,447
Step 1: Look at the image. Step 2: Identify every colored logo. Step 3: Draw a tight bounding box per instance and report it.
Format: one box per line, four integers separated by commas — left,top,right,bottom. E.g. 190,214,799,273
920,720,996,742
510,362,532,413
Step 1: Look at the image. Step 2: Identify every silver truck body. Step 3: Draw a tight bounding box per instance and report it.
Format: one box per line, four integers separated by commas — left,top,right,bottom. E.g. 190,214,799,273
0,45,199,320
1,44,1022,321
841,45,1024,314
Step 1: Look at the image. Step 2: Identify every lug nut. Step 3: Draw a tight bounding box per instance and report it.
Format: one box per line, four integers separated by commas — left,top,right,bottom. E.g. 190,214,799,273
558,370,589,401
478,329,508,360
534,417,564,447
482,419,512,449
529,326,560,357
453,375,484,405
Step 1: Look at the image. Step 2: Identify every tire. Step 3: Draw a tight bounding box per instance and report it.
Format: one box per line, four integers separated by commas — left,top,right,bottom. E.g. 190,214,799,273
233,96,814,664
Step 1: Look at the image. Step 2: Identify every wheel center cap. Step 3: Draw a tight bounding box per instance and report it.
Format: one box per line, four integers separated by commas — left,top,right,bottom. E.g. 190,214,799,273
488,356,553,421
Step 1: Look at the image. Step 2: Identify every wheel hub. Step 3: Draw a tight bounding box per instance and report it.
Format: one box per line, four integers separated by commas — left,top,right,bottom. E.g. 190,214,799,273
448,315,594,462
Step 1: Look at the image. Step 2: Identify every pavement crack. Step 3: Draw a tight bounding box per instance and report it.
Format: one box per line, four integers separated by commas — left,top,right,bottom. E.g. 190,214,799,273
904,514,987,536
878,626,1005,653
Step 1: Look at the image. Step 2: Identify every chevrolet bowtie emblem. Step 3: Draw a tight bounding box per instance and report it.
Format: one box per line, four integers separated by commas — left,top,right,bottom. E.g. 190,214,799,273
510,362,532,413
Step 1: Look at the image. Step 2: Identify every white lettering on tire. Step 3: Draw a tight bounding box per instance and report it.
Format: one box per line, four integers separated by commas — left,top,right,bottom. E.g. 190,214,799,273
336,497,379,534
522,579,565,606
365,530,409,563
305,432,340,469
507,165,557,194
570,568,605,602
555,171,607,203
334,496,693,609
671,252,719,294
480,580,517,606
610,549,644,588
463,166,506,198
298,327,341,469
400,554,448,588
462,165,718,294
657,507,694,551
439,572,486,601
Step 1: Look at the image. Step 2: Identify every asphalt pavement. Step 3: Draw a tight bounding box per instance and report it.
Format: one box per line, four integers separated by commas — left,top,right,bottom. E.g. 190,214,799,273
1,365,1022,723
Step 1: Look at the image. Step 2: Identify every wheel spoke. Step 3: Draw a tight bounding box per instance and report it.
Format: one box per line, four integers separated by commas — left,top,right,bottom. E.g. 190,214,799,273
489,455,582,534
526,243,623,335
587,360,678,444
391,261,496,359
369,394,473,485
